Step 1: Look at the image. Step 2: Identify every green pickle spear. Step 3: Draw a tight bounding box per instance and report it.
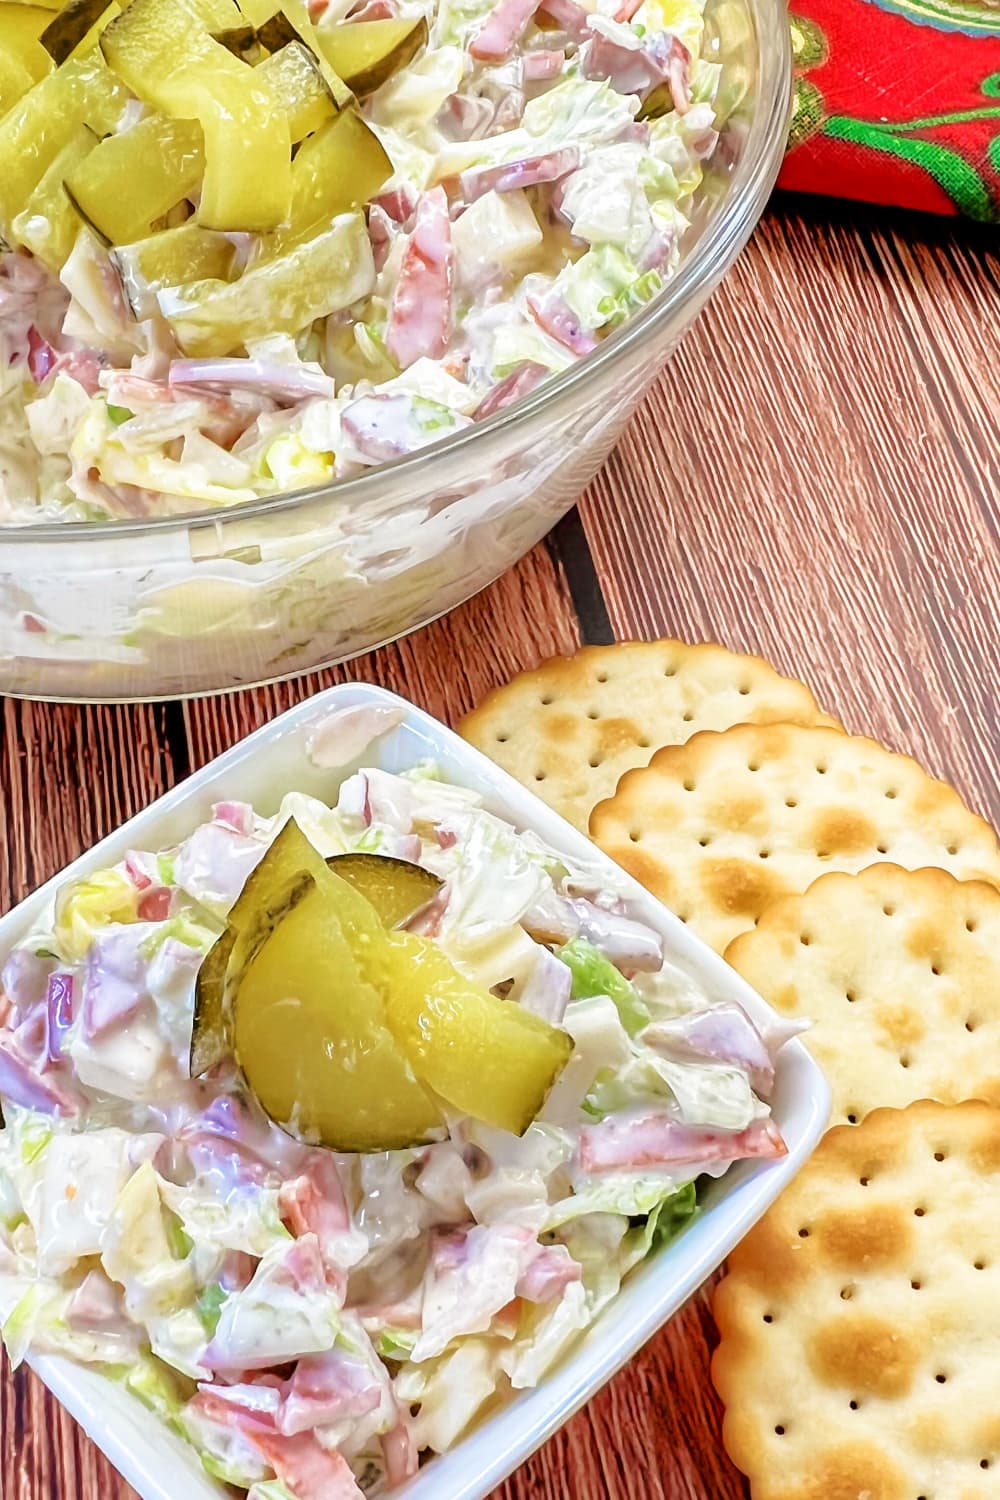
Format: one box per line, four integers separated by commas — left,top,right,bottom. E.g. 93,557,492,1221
0,3,53,106
158,212,375,357
39,0,117,65
66,113,204,244
11,123,94,268
100,0,291,232
234,884,445,1152
0,52,128,235
318,15,427,97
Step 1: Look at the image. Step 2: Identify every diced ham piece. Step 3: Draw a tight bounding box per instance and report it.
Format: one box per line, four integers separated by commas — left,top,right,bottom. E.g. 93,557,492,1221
536,0,589,37
212,801,255,836
461,146,580,203
644,1003,777,1097
471,0,539,60
278,1351,383,1436
523,48,565,79
45,973,75,1063
81,929,150,1039
280,1153,356,1297
374,185,418,224
0,1034,80,1116
527,293,598,354
584,26,691,110
386,187,454,371
614,0,643,17
252,1430,366,1500
580,1114,788,1173
474,361,547,419
516,1244,581,1303
381,1417,418,1487
27,326,56,384
124,853,153,891
137,888,171,922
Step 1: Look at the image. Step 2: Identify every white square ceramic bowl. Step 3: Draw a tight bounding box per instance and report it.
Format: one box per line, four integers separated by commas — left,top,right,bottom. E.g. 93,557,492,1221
0,684,829,1500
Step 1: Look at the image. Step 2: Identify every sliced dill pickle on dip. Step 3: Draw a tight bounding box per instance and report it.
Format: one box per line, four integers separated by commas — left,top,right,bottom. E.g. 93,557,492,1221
0,52,127,235
66,113,203,243
158,211,374,357
234,884,444,1152
11,123,94,268
325,852,441,929
113,223,236,319
100,0,291,232
269,109,390,251
380,933,573,1135
195,822,568,1147
318,15,427,97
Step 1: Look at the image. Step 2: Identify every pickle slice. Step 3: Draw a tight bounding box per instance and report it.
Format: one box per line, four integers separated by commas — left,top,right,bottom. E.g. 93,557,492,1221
65,113,203,244
257,38,336,141
39,0,115,64
190,819,327,1078
380,932,573,1134
1,4,53,85
113,223,236,319
159,210,374,357
269,108,390,251
325,853,441,929
245,0,351,109
318,15,426,98
100,0,291,232
234,883,444,1152
189,925,235,1077
0,53,128,235
11,123,94,269
0,48,35,112
211,21,256,55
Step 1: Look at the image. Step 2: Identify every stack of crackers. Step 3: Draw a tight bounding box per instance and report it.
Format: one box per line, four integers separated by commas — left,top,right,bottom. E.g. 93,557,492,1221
461,639,1000,1499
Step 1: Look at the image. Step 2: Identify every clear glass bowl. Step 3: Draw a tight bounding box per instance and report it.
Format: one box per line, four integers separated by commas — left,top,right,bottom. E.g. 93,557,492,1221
0,9,790,703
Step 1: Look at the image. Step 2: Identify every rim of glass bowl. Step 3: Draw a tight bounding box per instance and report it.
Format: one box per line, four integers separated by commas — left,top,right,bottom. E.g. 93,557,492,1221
4,13,790,544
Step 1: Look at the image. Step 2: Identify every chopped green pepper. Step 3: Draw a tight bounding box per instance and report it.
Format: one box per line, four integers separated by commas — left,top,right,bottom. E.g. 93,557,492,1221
100,0,291,232
10,123,94,268
158,211,374,356
65,112,203,243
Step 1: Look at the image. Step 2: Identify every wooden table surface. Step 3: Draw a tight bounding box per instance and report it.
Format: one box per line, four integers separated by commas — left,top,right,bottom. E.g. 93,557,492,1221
3,191,999,1500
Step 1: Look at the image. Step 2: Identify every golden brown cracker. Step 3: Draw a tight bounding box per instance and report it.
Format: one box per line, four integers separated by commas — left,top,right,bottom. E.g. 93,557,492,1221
458,640,837,831
589,723,1000,952
725,865,1000,1126
713,1100,1000,1500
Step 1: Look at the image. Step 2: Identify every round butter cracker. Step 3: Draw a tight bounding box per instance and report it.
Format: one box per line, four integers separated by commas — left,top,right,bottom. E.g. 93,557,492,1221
725,864,1000,1127
459,640,838,831
590,723,1000,952
713,1100,1000,1500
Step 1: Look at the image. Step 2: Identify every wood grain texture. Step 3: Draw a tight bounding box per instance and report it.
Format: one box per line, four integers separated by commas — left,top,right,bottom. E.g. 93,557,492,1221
2,196,998,1500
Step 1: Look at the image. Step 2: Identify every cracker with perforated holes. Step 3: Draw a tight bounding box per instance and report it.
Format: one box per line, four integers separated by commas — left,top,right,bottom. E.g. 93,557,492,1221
713,1100,1000,1500
589,723,1000,953
724,865,1000,1128
458,641,838,831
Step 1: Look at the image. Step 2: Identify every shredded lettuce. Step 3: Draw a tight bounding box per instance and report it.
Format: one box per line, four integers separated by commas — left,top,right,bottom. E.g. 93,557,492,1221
557,938,651,1035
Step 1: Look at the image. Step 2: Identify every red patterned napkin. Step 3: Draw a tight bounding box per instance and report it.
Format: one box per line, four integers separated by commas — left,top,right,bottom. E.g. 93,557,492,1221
778,0,1000,220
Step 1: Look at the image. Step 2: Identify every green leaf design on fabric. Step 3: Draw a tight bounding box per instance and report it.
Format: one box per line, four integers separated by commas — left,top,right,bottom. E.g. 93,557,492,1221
789,78,826,150
823,114,999,222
